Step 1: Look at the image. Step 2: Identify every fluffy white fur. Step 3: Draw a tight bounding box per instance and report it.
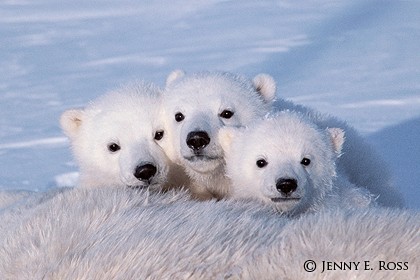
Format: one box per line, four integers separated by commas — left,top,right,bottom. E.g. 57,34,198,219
220,112,374,216
160,70,276,199
60,82,188,190
0,188,418,279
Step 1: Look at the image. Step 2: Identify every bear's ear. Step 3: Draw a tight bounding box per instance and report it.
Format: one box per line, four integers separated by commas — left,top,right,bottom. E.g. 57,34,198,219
327,127,345,156
166,69,186,87
252,74,276,102
218,127,243,155
60,109,85,139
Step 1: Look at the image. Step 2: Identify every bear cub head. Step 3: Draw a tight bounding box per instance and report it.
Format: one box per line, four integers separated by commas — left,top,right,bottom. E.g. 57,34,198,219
159,70,276,196
60,82,169,190
219,111,345,215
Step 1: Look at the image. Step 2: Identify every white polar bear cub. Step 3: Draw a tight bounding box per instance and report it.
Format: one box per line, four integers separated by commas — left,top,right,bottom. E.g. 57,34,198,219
160,70,276,199
219,112,374,215
161,70,403,208
60,82,184,190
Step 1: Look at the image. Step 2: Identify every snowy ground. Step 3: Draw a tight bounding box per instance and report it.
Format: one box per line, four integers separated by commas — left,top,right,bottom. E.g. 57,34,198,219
0,0,419,209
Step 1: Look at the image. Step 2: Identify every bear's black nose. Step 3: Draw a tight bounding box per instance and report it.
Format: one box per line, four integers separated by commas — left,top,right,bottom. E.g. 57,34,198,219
186,131,210,151
134,164,157,181
276,178,298,195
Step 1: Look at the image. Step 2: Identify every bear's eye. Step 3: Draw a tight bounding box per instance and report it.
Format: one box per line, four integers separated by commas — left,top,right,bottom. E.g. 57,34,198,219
154,130,164,141
220,110,234,119
175,112,185,122
108,143,121,153
301,157,311,166
256,159,268,168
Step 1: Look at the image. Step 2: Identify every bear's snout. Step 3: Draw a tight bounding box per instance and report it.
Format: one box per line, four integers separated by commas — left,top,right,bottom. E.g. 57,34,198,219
186,131,211,151
276,178,298,196
134,163,157,182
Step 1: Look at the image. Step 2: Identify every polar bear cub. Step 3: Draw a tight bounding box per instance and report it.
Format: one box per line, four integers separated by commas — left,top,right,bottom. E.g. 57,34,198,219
160,69,403,207
159,70,276,199
219,112,374,215
60,82,186,190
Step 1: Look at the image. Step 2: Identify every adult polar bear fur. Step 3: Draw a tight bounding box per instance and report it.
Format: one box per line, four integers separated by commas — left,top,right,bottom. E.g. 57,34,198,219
60,82,188,190
160,70,274,200
0,188,418,279
219,112,374,216
161,70,404,208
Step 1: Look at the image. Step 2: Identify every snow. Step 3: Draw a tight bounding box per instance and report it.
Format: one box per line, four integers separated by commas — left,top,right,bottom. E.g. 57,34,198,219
0,0,419,208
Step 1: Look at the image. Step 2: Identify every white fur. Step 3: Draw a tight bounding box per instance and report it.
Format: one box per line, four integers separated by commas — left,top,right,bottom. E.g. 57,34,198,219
160,70,275,199
220,112,374,215
0,188,418,279
60,82,188,190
